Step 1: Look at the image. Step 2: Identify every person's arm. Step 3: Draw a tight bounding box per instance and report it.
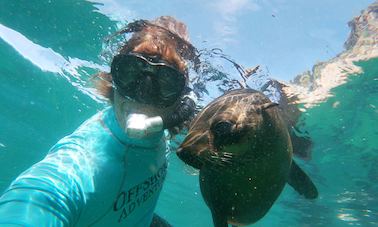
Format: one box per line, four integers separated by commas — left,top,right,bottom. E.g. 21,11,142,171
0,144,92,226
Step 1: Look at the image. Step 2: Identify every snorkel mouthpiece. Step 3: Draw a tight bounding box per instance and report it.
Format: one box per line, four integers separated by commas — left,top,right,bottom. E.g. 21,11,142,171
125,113,163,138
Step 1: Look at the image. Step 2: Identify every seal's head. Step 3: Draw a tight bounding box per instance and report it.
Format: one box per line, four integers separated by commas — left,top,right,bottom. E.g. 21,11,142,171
177,89,282,169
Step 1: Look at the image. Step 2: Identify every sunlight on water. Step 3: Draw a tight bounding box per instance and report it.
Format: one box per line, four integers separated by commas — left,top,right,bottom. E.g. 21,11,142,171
0,23,108,103
0,23,67,73
337,209,359,222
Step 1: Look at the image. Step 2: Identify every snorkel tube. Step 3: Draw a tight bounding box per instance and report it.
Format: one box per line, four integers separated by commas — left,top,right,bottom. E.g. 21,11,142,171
125,113,164,138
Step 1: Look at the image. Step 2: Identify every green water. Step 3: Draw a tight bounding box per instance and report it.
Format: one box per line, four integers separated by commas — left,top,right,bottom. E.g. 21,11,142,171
292,59,378,226
0,1,377,226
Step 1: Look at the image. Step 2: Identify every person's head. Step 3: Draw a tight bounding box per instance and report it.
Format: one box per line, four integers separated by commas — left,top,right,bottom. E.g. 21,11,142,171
96,16,196,131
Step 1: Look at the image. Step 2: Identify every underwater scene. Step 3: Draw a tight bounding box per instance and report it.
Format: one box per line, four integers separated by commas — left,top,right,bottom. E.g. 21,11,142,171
0,1,377,226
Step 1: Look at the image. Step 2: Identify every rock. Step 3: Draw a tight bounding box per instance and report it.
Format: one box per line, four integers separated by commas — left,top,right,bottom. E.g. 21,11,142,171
282,1,378,109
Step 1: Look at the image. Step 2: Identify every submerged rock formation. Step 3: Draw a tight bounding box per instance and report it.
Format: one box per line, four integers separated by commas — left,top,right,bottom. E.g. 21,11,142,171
282,1,378,109
258,1,378,159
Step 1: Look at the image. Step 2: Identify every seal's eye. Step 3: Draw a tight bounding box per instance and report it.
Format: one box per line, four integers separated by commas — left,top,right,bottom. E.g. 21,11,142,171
210,120,237,149
210,121,234,138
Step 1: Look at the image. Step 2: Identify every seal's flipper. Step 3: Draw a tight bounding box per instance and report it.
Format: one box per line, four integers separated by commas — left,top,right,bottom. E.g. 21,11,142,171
288,161,318,199
210,210,228,227
290,127,313,159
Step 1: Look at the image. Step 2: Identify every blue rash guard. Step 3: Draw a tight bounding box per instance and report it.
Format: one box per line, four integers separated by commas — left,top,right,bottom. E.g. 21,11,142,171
0,107,169,227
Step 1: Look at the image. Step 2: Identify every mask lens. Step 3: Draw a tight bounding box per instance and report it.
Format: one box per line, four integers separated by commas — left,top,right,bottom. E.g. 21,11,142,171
111,54,186,107
158,67,185,103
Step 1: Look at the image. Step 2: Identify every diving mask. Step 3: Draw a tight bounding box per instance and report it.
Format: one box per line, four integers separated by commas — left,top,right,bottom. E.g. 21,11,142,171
111,52,186,108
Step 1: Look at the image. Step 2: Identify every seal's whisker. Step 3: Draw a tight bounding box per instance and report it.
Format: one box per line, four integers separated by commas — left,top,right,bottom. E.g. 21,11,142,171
205,156,224,167
221,152,234,158
207,154,228,167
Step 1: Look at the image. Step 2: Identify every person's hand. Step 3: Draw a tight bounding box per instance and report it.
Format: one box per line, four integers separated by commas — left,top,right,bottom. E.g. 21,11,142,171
162,94,196,131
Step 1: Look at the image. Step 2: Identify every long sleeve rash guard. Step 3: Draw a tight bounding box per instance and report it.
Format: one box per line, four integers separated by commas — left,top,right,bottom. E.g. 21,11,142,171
0,107,168,227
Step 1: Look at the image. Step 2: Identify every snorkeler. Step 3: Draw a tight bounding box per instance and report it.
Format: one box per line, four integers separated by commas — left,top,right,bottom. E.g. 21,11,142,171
0,16,196,227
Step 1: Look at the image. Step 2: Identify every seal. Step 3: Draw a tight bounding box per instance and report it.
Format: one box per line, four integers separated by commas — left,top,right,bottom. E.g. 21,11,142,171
177,89,318,227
